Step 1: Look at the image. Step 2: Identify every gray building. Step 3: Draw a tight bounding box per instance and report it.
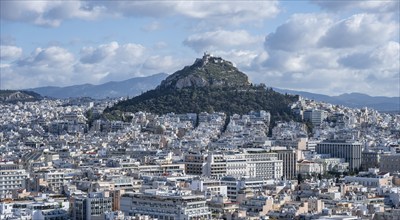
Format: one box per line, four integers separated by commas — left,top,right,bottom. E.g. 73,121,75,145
72,192,112,220
303,109,327,126
361,151,380,171
316,140,362,171
275,149,297,180
380,154,400,174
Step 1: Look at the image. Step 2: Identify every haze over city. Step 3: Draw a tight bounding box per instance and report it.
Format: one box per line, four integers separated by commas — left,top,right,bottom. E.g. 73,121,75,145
1,0,399,96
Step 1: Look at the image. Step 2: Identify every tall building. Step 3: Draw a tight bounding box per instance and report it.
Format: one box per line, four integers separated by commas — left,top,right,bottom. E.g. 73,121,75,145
361,151,380,171
205,153,227,178
316,140,362,171
72,192,112,220
303,109,327,126
184,152,207,175
275,149,297,180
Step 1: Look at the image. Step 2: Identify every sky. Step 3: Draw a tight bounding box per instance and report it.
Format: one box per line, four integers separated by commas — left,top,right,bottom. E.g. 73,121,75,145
0,0,399,97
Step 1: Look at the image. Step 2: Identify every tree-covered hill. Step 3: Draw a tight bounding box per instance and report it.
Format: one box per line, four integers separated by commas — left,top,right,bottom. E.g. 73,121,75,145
104,54,299,124
106,85,298,123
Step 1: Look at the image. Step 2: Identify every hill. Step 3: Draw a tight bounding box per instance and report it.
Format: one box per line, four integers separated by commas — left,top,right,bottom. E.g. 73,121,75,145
274,88,400,113
27,73,167,99
158,54,250,89
0,90,42,103
107,54,298,123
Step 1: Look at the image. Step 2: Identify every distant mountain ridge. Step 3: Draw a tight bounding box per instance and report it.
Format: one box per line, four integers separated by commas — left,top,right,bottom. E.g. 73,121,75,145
22,65,399,113
274,88,400,112
27,73,168,99
0,90,42,103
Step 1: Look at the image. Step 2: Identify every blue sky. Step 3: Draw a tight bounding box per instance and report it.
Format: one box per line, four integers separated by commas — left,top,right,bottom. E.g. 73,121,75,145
1,1,399,96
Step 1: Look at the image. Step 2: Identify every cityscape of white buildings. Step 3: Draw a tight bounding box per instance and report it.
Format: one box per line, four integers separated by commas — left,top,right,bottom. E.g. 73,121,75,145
0,96,399,220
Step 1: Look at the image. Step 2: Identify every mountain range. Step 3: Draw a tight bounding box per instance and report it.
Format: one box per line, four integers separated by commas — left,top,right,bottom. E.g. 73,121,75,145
27,73,167,99
273,88,399,113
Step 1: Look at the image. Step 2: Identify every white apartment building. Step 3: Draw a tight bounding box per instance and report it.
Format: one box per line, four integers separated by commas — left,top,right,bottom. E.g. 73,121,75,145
190,178,228,197
344,169,393,188
0,169,29,198
120,190,211,220
32,169,74,193
225,153,247,178
185,150,283,180
244,150,283,180
221,176,269,202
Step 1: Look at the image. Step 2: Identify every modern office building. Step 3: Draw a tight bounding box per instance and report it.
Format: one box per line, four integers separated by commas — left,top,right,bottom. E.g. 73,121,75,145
72,192,113,220
316,140,362,170
184,152,207,176
303,109,327,126
361,151,381,171
275,149,297,180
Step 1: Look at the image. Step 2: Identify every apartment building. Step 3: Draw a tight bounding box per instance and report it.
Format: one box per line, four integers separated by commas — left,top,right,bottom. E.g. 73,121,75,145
0,169,29,198
120,190,211,220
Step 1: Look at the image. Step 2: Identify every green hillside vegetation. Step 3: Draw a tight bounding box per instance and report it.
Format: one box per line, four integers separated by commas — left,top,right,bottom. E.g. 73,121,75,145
106,84,298,123
104,54,299,125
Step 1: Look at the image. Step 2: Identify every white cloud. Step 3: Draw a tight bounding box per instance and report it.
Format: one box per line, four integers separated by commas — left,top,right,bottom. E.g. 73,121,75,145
80,42,146,64
80,42,119,64
1,1,280,27
0,1,104,27
184,30,262,53
319,14,398,48
3,46,76,88
1,41,186,89
311,0,399,13
211,50,260,70
265,14,332,51
0,45,23,61
18,46,74,67
176,1,280,25
143,55,178,72
258,12,400,96
141,21,161,32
